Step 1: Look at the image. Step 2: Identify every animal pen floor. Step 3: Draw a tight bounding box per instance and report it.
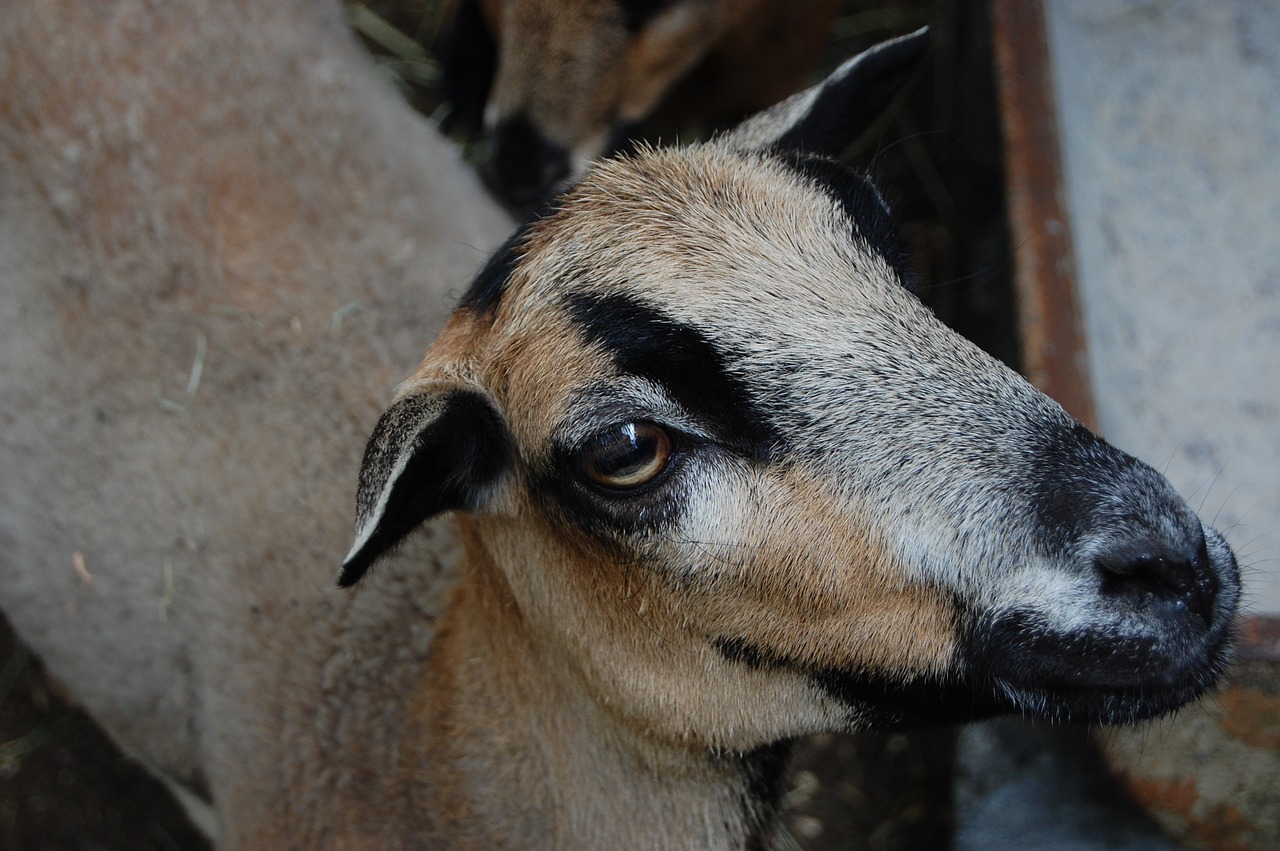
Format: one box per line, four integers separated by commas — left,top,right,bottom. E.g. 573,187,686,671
0,1,1038,848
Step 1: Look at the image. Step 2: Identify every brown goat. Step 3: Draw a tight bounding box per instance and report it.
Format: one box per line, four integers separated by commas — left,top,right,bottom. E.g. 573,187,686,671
440,0,841,207
0,1,1239,848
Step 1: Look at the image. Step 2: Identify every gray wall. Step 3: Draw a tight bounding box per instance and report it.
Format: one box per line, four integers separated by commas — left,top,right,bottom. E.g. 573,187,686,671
1047,0,1280,613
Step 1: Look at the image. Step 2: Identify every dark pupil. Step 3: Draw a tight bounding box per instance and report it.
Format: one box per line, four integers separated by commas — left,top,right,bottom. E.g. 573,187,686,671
594,424,654,476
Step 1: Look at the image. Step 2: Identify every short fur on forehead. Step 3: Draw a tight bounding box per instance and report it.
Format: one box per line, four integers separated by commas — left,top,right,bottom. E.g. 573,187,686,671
493,143,912,325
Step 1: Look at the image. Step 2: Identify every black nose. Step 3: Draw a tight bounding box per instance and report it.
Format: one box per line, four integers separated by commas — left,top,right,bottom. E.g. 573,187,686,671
1095,532,1218,626
485,113,570,209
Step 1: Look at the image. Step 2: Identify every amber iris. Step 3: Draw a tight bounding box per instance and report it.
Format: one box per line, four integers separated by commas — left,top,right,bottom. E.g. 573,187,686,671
580,422,673,490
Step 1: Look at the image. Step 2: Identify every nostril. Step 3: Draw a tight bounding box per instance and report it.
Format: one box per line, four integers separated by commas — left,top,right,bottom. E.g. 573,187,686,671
486,113,570,207
1096,535,1218,626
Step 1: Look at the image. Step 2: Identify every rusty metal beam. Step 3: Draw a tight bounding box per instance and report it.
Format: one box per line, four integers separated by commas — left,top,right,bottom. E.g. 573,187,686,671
990,0,1096,429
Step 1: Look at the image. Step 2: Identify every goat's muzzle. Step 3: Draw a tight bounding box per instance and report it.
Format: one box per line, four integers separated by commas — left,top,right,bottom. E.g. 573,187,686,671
968,479,1239,724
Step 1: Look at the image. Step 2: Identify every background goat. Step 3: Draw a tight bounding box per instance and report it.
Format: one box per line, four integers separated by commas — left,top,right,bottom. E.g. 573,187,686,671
439,0,841,207
0,1,1239,848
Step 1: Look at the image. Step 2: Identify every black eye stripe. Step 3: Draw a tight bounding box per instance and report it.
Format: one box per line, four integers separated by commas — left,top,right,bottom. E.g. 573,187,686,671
564,292,781,460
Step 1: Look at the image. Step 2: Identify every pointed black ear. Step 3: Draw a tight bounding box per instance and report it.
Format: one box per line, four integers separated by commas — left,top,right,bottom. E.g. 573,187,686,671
339,388,509,587
718,26,929,157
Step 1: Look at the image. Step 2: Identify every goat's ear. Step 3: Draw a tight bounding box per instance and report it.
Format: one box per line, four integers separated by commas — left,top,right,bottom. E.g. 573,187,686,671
339,387,509,587
718,26,929,157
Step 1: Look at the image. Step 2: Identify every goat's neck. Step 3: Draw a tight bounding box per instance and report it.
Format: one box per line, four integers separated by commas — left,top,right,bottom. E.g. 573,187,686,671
406,519,789,850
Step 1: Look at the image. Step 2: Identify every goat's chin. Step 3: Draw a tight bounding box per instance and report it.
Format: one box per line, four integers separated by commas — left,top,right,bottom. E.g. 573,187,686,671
966,609,1238,725
984,676,1220,726
824,616,1236,730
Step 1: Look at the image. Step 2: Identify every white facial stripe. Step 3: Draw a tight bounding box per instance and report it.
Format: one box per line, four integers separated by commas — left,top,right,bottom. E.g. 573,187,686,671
345,439,421,566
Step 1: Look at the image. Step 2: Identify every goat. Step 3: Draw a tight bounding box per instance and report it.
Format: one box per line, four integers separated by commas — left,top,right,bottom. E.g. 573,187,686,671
440,0,841,207
0,0,1240,848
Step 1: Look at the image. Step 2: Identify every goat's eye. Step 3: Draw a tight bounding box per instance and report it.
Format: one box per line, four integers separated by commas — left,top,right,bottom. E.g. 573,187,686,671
579,422,673,490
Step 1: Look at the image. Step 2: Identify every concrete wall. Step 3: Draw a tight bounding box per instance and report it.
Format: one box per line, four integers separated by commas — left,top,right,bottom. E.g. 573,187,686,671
1047,0,1280,614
